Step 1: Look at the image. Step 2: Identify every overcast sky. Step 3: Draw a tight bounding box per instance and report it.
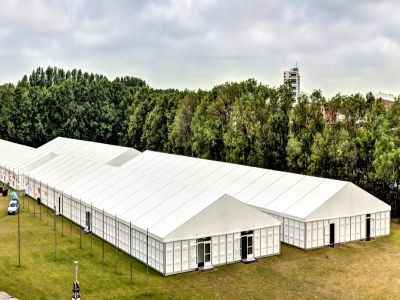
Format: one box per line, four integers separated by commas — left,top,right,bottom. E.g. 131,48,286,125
0,0,399,96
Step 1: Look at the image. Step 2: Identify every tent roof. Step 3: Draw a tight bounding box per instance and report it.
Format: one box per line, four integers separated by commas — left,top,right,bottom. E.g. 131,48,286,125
36,137,140,165
163,194,281,242
305,183,390,221
2,138,390,241
53,150,388,240
0,139,36,169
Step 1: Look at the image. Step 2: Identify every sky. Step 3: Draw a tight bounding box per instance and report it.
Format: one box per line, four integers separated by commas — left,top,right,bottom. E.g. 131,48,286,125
0,0,399,97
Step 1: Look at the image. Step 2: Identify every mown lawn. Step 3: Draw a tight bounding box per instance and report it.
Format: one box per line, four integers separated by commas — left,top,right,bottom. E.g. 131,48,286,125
1,195,400,300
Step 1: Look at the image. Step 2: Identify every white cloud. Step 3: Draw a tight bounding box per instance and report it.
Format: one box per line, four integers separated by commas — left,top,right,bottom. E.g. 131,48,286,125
0,0,399,96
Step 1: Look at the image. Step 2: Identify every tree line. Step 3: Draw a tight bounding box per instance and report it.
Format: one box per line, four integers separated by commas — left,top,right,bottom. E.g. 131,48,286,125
1,67,399,214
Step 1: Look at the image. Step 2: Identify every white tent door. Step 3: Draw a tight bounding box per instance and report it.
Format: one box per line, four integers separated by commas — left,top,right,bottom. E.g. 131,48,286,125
366,214,371,240
197,238,211,268
85,211,91,231
329,223,335,247
241,231,254,260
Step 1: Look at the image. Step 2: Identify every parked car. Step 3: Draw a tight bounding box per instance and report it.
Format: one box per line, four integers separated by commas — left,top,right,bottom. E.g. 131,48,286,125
7,200,19,215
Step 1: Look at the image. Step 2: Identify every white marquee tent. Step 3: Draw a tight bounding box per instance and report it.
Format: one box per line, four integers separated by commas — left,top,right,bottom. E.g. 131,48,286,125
19,149,281,275
0,137,391,276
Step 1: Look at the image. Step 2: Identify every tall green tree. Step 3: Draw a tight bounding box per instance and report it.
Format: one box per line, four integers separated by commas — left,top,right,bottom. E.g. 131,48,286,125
287,90,325,173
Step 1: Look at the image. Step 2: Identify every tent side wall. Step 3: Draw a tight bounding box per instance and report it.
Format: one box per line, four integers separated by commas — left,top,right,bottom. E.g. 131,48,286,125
23,176,166,275
0,166,23,190
267,214,306,249
269,211,391,249
164,225,280,276
304,211,391,249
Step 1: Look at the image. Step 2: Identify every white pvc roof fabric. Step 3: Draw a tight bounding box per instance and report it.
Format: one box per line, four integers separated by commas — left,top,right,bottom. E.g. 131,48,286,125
163,194,281,242
19,149,390,241
0,139,36,169
36,137,140,165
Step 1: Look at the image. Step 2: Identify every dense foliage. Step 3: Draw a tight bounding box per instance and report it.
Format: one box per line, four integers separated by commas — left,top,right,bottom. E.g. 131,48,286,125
1,67,399,214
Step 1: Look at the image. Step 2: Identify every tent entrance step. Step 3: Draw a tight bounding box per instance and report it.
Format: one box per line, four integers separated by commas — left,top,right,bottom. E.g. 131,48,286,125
198,265,214,272
241,257,256,264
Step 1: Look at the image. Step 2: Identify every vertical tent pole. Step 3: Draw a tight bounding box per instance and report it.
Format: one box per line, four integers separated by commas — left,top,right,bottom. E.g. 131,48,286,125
34,182,38,217
54,205,57,260
17,202,21,267
129,221,132,281
61,193,64,237
115,214,118,273
90,203,93,251
23,175,26,210
79,199,82,250
102,209,105,264
146,228,149,274
48,184,52,228
27,181,30,213
70,197,73,235
39,192,42,221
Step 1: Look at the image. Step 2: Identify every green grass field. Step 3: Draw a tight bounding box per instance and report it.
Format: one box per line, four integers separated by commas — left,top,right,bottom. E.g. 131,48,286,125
1,195,400,300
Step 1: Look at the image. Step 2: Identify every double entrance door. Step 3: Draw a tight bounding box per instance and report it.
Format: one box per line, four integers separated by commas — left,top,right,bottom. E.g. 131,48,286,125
197,237,212,268
241,231,254,261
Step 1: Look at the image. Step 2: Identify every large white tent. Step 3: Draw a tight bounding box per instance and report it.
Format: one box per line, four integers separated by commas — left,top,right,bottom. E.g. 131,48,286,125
18,149,281,275
107,151,390,250
0,137,391,276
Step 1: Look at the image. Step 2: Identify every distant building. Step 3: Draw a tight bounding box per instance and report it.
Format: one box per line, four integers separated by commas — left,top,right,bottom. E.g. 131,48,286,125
284,66,300,100
374,92,396,108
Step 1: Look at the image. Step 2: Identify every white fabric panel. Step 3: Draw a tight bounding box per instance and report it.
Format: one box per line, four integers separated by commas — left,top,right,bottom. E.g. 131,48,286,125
361,215,366,239
260,229,267,256
189,240,197,269
254,229,260,257
226,234,234,262
173,241,181,273
234,233,241,261
181,241,189,271
219,235,227,264
385,212,391,235
273,227,280,253
212,236,219,265
165,243,173,274
267,228,274,255
306,223,311,248
324,220,329,245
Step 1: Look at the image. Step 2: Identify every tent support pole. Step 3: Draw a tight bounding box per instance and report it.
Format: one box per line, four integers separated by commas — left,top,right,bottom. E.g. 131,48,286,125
115,214,118,273
61,193,64,237
90,203,93,251
17,203,21,267
129,221,132,281
146,228,149,274
70,198,72,236
79,199,82,250
102,209,105,264
54,205,57,260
